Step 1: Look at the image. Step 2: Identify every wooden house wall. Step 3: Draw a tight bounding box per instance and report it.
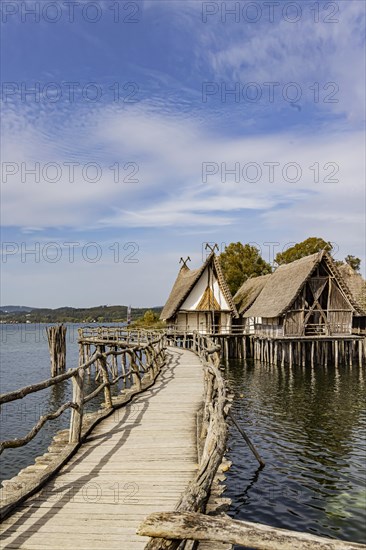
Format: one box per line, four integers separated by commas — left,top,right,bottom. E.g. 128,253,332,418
172,311,232,334
254,317,284,337
327,282,353,334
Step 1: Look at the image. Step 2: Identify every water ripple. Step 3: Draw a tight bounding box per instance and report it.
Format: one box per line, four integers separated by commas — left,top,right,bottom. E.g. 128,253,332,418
223,358,366,545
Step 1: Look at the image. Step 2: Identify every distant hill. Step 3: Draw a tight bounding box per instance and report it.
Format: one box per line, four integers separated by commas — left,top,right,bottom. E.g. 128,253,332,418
0,305,38,313
0,305,162,323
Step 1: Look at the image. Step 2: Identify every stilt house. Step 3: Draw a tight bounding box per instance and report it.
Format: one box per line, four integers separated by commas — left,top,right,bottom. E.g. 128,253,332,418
234,251,364,337
160,252,238,334
233,273,272,334
337,263,366,334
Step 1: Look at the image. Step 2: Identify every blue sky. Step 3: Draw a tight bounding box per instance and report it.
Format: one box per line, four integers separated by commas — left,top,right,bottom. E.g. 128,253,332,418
1,0,365,307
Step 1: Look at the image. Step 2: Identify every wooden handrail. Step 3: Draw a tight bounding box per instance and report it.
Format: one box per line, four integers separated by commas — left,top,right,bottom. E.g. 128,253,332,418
0,332,167,453
144,331,229,550
139,511,366,550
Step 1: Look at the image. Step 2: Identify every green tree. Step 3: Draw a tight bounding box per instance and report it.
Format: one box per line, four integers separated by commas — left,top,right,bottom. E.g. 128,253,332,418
219,242,271,296
143,310,157,324
275,237,333,266
345,255,361,272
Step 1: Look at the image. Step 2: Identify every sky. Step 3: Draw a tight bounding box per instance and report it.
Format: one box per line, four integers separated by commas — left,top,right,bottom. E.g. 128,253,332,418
1,0,365,308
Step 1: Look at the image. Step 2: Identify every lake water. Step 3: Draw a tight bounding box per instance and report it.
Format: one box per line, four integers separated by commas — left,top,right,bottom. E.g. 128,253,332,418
223,358,366,545
0,324,365,544
0,323,123,482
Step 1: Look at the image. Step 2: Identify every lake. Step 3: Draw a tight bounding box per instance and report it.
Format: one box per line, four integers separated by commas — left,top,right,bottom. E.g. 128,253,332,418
223,358,366,545
0,324,365,544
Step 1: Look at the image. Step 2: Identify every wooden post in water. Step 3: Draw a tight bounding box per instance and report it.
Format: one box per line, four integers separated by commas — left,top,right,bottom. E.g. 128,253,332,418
281,343,285,367
359,340,363,368
334,340,339,368
225,338,229,360
47,324,67,377
289,342,293,367
229,411,265,468
349,341,353,368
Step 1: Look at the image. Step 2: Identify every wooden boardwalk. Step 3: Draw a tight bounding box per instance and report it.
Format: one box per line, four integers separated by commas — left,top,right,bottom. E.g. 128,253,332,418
0,348,204,549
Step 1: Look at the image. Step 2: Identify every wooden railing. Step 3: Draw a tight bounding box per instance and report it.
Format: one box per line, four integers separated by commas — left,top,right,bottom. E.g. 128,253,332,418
0,330,167,518
139,511,366,550
79,326,165,343
254,323,284,337
143,330,229,550
0,331,166,452
166,324,248,335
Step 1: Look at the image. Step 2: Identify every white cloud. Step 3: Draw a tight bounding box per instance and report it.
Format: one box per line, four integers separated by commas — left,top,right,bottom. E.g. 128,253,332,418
205,1,366,122
1,103,364,240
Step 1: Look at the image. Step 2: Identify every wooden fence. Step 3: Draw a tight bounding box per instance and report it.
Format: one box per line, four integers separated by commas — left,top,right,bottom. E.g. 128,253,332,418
0,330,167,518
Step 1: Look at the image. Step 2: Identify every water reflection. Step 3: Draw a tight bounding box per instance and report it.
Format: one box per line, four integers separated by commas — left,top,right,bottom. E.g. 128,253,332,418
224,359,366,544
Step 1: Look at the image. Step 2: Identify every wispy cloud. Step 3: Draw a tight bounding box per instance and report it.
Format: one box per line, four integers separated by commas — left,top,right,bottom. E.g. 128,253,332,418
1,0,365,306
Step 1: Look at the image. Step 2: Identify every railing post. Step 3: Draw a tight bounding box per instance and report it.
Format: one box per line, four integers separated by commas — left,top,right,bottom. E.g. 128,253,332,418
69,369,85,443
131,352,142,390
144,347,152,377
97,346,113,409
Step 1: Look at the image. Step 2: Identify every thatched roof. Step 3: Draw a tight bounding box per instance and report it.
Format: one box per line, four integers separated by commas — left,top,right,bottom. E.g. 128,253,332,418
233,274,272,315
244,251,363,318
160,252,238,321
337,264,366,313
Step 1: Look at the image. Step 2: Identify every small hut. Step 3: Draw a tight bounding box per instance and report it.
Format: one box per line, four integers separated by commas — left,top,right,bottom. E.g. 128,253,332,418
160,252,238,334
337,263,366,334
235,251,363,337
233,273,272,334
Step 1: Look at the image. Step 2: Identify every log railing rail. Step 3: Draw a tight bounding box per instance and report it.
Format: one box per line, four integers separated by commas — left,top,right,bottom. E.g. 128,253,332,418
138,511,366,550
166,324,249,336
0,330,167,453
143,330,229,550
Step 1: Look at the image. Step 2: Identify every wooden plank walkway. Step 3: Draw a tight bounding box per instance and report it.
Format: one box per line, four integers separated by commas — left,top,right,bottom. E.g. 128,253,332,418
0,348,204,549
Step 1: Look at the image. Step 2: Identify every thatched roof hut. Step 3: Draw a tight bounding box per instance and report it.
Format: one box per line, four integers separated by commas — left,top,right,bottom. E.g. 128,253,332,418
243,251,362,319
337,263,366,313
234,251,363,337
233,273,272,315
160,252,238,334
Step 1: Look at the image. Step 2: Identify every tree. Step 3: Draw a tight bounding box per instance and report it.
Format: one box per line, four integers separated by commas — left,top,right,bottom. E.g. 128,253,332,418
345,255,361,272
143,310,157,324
275,237,333,266
219,242,271,296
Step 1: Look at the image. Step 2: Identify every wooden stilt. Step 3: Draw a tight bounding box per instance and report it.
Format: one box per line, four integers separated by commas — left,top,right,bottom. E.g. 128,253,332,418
47,324,67,377
349,341,353,368
289,342,293,368
274,342,278,366
359,340,363,368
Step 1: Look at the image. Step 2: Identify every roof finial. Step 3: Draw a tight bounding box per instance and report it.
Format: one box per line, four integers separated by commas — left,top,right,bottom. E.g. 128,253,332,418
179,256,191,268
205,243,219,254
